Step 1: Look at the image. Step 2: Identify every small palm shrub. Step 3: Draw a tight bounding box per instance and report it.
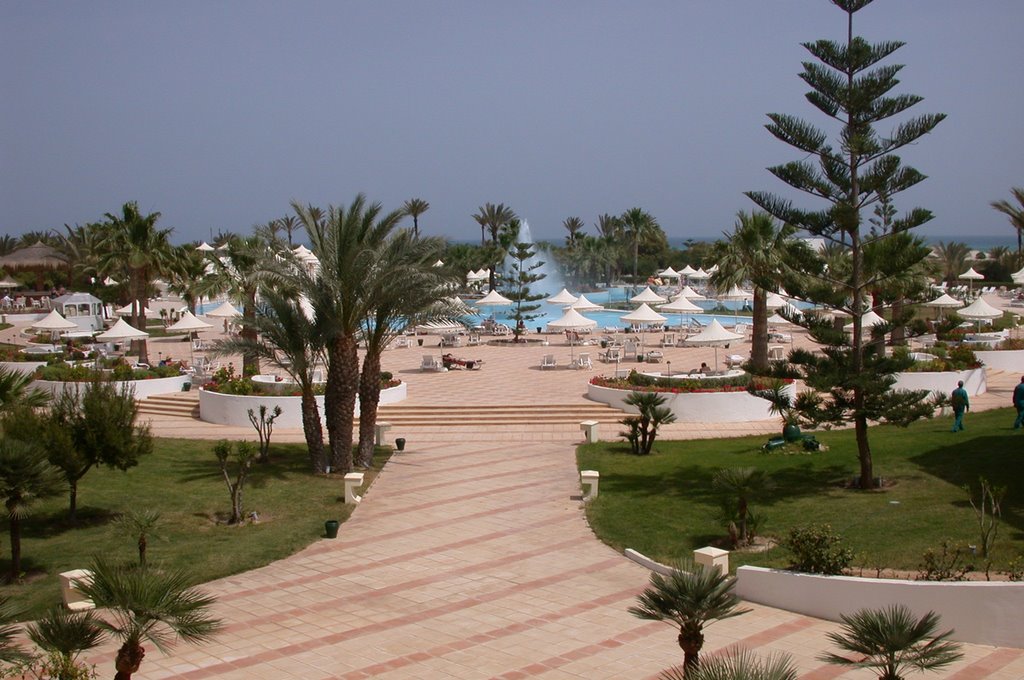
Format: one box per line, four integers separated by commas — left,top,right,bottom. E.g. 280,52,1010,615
619,391,677,455
660,647,797,680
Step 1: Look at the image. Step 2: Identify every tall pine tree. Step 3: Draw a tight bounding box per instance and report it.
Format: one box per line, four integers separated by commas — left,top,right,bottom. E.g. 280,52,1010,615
747,0,945,489
505,241,546,343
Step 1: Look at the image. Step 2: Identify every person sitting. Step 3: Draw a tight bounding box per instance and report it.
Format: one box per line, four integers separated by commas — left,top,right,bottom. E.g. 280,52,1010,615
700,362,710,374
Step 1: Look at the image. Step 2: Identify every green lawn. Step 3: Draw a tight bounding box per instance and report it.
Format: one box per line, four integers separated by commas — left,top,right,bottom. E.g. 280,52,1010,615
577,408,1024,574
1,438,390,619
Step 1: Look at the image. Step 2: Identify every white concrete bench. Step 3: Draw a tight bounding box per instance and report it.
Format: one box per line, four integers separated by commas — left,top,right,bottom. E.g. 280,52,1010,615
580,470,599,501
374,422,392,446
59,569,95,611
579,420,599,443
344,472,365,504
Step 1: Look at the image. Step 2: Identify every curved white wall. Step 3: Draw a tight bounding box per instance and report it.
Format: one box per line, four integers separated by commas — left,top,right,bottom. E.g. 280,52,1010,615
975,349,1024,372
892,367,986,397
735,566,1024,648
199,381,407,428
0,360,46,376
587,382,786,423
34,374,191,401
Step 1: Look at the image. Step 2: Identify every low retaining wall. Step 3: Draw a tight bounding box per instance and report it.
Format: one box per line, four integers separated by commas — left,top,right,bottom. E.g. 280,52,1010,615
976,349,1024,372
735,566,1024,648
892,367,986,397
33,374,191,400
0,360,46,376
587,381,787,423
199,381,407,428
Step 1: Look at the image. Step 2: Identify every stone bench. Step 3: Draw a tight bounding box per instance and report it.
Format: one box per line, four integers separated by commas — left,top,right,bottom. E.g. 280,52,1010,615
579,420,599,444
374,422,392,446
344,472,365,504
59,569,95,611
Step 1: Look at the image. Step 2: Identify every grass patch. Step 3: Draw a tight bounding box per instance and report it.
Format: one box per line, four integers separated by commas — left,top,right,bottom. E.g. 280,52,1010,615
0,438,390,619
577,408,1024,574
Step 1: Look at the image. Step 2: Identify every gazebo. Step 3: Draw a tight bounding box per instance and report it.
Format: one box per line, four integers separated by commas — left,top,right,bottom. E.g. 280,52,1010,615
52,292,105,331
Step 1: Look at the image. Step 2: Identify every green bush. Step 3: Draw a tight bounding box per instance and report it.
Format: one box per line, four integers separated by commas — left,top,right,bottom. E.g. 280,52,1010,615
783,524,853,575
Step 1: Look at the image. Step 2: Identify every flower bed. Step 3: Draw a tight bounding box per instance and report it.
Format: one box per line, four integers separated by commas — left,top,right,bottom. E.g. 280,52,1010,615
587,371,791,423
199,380,407,428
33,373,191,401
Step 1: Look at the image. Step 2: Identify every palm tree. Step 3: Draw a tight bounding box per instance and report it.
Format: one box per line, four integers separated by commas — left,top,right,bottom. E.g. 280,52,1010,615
991,187,1024,256
76,557,222,680
821,605,963,680
0,437,65,582
629,560,751,674
712,467,771,547
165,245,210,314
277,214,300,246
215,289,328,473
0,366,48,412
95,202,175,365
297,195,404,474
710,211,812,373
27,607,105,679
472,203,516,290
563,216,584,248
197,233,290,376
355,233,454,467
931,241,971,285
619,207,659,285
620,391,677,455
661,647,797,680
403,198,430,238
113,509,163,569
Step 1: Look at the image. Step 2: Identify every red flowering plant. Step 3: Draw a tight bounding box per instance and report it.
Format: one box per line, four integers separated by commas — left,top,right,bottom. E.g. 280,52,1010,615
590,370,791,394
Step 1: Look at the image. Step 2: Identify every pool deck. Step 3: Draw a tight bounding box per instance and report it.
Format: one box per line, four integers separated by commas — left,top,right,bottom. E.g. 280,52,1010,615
4,307,1024,678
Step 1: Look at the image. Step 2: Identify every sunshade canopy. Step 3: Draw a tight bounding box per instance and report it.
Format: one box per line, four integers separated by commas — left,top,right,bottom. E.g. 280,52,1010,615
683,319,743,346
570,294,602,311
546,288,577,305
766,313,792,326
0,242,66,269
689,268,710,280
959,267,985,280
958,297,1003,320
620,303,667,324
475,289,513,306
0,277,20,289
658,266,679,278
96,318,149,341
678,265,697,276
165,311,214,332
195,241,215,251
843,310,887,331
719,284,753,300
32,309,79,331
546,308,598,330
630,287,666,304
115,301,151,315
765,292,788,309
659,296,703,313
927,293,963,308
675,286,706,301
204,300,241,318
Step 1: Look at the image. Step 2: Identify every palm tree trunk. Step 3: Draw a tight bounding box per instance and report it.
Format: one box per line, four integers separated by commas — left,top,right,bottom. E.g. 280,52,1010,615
891,298,906,345
114,640,145,680
751,287,769,372
325,336,358,473
678,629,704,675
356,351,383,468
7,512,20,582
69,480,78,523
138,534,147,568
300,387,326,474
241,294,259,376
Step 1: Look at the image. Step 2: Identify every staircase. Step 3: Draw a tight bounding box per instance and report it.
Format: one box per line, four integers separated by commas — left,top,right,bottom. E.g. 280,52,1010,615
136,391,199,419
136,392,623,428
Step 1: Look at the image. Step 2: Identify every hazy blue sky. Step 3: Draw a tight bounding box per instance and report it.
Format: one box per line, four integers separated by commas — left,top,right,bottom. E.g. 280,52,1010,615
2,1,1021,245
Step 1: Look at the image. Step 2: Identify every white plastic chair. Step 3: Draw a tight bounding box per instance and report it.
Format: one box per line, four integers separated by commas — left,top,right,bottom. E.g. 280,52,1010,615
541,354,557,370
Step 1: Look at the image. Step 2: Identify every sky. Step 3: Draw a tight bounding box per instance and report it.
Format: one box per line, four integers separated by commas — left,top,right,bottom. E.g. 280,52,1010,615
2,1,1022,247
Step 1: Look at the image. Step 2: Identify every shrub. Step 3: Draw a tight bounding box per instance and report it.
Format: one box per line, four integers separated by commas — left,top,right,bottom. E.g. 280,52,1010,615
783,524,853,575
916,540,972,581
593,370,789,395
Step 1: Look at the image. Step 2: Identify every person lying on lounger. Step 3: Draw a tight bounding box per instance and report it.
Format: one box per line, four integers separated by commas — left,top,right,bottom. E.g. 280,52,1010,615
442,353,483,370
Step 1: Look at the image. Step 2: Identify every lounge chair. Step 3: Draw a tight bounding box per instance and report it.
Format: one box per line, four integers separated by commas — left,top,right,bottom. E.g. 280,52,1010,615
420,355,444,371
540,354,557,370
600,347,622,363
767,345,785,361
645,350,664,363
442,353,483,370
466,333,481,346
660,333,675,347
576,353,593,369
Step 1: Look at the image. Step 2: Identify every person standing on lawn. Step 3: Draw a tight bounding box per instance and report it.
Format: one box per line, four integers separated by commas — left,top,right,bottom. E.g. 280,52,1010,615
951,380,969,432
1013,375,1024,429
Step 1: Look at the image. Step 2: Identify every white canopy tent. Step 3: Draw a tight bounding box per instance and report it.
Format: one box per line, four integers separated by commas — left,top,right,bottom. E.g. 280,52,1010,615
570,294,603,312
621,303,667,352
165,311,214,365
681,319,744,370
843,310,888,332
32,309,79,342
630,286,667,304
959,267,985,296
546,288,578,305
926,293,963,320
475,289,513,307
546,308,598,362
659,295,703,329
658,266,680,279
675,286,706,301
195,242,215,252
958,297,1003,330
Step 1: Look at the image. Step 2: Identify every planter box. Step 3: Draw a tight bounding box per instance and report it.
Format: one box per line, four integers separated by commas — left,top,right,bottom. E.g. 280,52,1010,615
33,374,191,401
892,367,986,397
975,349,1024,372
736,566,1024,648
199,381,407,428
586,381,789,423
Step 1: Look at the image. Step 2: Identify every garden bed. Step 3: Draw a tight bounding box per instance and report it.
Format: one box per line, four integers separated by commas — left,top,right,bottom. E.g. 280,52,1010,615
892,367,986,397
33,373,191,400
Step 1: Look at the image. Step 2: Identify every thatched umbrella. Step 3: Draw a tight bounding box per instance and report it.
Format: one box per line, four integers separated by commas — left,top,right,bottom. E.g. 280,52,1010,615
0,242,67,290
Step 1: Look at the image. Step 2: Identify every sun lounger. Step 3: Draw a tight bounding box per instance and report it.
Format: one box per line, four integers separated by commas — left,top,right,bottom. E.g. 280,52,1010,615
661,333,675,347
575,353,593,369
645,350,664,363
442,353,483,370
599,347,622,362
420,355,444,371
540,354,557,370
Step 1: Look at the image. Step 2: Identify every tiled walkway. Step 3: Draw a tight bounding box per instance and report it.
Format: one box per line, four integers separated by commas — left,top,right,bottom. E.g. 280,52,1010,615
83,437,1024,679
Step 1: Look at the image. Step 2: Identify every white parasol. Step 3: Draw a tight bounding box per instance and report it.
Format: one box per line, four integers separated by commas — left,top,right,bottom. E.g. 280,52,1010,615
659,295,703,329
621,303,667,353
843,310,888,332
165,311,214,365
96,318,149,342
765,292,788,310
115,301,151,316
546,308,598,362
630,286,667,304
682,319,744,370
658,266,680,279
689,268,711,281
570,294,603,312
957,297,1003,330
32,309,78,332
546,288,578,305
926,293,963,320
475,289,513,306
959,267,985,296
675,285,706,301
0,277,20,289
195,241,215,252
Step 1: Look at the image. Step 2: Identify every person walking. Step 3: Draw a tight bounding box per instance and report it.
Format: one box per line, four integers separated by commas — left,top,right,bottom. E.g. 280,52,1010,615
1013,375,1024,429
951,380,970,432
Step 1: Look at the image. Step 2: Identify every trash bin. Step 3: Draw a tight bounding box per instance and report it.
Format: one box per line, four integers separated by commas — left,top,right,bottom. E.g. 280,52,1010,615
324,520,339,539
395,438,406,452
181,382,192,392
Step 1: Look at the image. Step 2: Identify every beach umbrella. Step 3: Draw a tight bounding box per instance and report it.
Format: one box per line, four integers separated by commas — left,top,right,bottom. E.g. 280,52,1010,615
432,259,444,268
675,285,706,301
0,242,66,269
719,284,754,326
32,309,79,342
546,288,577,305
195,242,215,252
95,318,149,355
959,267,985,296
926,293,963,320
621,303,667,352
115,301,151,316
658,266,680,279
569,294,603,312
205,299,242,333
958,296,1003,330
166,311,214,365
660,295,703,329
707,264,719,274
546,308,597,362
843,310,888,332
766,313,792,326
681,319,743,370
630,286,667,304
475,289,513,306
678,264,697,277
689,268,711,281
765,292,788,310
